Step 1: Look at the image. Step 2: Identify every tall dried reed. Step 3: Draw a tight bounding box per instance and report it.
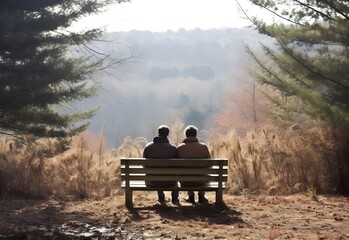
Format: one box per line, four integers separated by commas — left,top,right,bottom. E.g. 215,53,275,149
0,132,147,199
0,121,340,198
46,134,147,199
209,123,336,194
0,135,69,198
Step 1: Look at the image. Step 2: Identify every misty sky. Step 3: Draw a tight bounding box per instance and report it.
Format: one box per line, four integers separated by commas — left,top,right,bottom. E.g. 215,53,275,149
73,0,271,32
68,1,274,146
78,28,267,147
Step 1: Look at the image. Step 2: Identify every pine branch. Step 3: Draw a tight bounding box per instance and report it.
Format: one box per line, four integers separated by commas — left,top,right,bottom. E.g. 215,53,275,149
273,36,349,89
236,0,306,27
294,0,335,21
323,0,349,20
244,42,286,86
259,43,312,89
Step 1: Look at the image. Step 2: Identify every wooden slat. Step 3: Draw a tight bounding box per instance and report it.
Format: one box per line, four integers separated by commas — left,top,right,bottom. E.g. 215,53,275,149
121,158,228,167
121,180,226,191
121,174,228,182
121,167,228,175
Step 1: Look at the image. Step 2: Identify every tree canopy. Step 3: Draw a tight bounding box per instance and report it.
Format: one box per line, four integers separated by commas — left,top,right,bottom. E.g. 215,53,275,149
243,0,349,128
243,0,349,193
0,0,128,138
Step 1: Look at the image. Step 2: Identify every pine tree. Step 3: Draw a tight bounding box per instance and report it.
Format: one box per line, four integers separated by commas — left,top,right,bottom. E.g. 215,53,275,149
0,0,128,137
243,0,349,193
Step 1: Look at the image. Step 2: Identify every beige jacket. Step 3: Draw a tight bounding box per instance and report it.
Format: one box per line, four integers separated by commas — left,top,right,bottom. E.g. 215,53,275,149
177,137,211,158
177,137,211,186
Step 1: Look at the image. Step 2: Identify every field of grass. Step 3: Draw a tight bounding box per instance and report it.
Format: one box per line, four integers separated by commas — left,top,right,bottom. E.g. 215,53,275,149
0,123,345,199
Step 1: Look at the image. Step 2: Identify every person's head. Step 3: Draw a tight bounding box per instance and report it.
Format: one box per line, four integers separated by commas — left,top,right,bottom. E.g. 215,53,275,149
184,125,198,137
158,125,170,137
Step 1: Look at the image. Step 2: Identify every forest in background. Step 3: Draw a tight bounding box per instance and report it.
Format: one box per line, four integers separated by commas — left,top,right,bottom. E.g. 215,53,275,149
80,28,270,147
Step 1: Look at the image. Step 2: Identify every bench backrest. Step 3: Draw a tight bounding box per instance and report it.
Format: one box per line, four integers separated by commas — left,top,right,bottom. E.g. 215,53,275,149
121,158,228,183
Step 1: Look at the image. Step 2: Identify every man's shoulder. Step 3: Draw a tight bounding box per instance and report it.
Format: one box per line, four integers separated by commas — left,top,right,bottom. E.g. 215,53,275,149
176,143,185,148
169,143,177,148
160,142,177,148
145,142,154,148
199,142,208,147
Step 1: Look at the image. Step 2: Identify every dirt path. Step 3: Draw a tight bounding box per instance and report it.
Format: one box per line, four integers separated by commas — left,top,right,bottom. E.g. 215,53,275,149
0,192,348,239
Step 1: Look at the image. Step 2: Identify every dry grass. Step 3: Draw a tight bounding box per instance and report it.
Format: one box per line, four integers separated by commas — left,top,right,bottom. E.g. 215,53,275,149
0,135,69,198
0,133,147,200
208,123,338,195
0,121,345,199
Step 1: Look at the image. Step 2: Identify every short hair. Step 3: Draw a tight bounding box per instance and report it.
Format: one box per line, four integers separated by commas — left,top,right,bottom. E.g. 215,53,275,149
158,125,170,137
184,125,198,137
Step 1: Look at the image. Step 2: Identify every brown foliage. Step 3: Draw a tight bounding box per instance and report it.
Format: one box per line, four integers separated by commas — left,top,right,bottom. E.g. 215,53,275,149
0,121,346,199
0,133,136,199
208,123,338,195
214,81,270,136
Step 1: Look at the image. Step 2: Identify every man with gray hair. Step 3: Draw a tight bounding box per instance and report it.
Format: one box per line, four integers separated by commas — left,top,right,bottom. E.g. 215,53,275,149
143,125,179,204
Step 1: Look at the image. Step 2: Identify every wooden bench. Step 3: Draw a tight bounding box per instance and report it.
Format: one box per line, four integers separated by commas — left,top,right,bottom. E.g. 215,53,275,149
120,158,228,208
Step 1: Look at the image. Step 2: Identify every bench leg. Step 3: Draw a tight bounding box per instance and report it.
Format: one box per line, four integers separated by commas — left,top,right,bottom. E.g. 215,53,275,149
125,188,133,209
216,189,223,205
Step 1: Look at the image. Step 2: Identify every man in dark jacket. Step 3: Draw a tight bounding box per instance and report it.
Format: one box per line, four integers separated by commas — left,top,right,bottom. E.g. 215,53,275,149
177,125,210,204
143,125,178,203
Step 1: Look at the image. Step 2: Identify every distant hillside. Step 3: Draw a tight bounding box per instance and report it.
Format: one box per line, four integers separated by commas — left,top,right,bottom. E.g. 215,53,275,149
79,28,269,147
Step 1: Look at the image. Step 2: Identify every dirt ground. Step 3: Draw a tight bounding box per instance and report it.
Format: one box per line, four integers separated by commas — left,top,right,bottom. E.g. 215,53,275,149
0,191,348,239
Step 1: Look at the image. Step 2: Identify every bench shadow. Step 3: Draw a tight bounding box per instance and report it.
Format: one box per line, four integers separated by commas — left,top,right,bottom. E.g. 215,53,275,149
128,201,244,225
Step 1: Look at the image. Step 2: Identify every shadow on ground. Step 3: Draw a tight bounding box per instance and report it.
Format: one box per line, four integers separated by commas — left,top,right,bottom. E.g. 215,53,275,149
128,201,244,225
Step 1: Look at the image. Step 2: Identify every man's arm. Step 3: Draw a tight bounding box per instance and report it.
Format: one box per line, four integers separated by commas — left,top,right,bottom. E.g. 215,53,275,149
205,145,211,158
143,146,147,158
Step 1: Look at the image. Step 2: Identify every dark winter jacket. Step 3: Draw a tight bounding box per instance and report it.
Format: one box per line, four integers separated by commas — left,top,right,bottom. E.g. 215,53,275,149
143,136,177,158
143,136,177,187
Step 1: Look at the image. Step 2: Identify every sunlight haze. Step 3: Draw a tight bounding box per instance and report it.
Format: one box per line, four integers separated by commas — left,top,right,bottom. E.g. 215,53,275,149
74,0,261,32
